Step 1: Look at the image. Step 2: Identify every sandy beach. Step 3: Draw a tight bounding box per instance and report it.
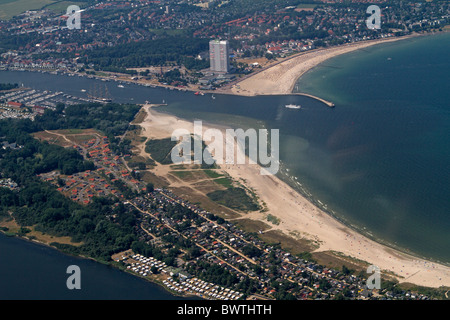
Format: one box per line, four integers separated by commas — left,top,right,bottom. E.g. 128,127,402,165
134,31,450,290
139,103,450,289
229,36,413,97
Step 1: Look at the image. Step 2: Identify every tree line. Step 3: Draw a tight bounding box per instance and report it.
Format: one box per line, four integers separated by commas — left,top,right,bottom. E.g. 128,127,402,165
81,36,210,71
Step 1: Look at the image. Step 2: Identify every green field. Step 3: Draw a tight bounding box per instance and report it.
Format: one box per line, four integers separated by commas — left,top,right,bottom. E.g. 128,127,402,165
203,169,224,179
296,3,317,9
0,0,55,20
213,177,233,189
42,1,85,14
207,187,259,212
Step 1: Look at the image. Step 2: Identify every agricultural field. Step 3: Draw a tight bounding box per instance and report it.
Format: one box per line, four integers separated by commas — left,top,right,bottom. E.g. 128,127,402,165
0,0,55,20
42,1,85,14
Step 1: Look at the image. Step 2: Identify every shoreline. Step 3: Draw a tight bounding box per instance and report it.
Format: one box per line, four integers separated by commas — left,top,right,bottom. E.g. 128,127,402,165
140,99,450,289
223,34,422,98
0,230,197,300
1,32,448,290
276,167,450,269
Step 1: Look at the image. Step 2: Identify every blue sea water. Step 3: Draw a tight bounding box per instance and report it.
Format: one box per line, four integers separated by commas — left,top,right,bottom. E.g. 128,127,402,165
292,33,450,263
152,33,450,264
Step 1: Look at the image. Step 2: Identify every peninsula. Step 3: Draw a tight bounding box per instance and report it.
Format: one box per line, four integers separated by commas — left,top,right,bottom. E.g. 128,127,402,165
138,104,450,289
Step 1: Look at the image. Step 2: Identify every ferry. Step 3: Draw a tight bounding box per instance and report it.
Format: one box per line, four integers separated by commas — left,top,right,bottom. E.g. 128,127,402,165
285,104,301,109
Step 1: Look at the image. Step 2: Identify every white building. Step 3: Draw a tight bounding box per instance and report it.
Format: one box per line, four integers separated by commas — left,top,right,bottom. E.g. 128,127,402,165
209,39,230,73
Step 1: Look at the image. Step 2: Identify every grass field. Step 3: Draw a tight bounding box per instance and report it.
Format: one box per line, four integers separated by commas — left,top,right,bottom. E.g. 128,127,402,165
42,0,85,14
296,3,317,9
203,169,224,179
0,0,56,20
213,176,234,188
32,129,103,147
207,187,259,212
257,230,315,255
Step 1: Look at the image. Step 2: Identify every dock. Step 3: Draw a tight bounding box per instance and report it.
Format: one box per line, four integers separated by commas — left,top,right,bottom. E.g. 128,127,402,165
294,92,335,107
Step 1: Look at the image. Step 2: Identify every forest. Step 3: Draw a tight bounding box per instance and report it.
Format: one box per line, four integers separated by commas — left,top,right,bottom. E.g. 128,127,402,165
81,36,210,71
32,102,140,155
0,83,19,91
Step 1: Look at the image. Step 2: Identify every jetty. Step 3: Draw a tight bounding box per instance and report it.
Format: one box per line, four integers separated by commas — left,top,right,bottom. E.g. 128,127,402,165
294,92,335,107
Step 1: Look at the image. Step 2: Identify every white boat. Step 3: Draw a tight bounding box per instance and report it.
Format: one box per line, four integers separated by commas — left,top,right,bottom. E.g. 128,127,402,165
285,104,301,109
118,84,124,88
81,89,86,92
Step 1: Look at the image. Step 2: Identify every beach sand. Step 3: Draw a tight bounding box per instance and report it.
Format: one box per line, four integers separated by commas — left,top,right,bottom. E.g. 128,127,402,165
229,37,412,97
139,103,450,289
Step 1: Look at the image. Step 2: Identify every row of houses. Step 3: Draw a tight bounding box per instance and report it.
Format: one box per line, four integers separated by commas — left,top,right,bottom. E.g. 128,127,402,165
131,188,433,300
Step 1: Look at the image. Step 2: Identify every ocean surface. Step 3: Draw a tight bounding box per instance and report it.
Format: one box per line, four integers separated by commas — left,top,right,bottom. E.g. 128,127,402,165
293,33,450,263
0,32,449,298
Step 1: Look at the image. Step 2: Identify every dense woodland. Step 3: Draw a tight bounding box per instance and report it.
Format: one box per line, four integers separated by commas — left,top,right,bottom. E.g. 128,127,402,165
81,36,210,71
0,83,18,90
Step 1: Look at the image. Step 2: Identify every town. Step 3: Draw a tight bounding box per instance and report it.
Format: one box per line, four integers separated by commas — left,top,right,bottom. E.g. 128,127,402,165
0,0,448,91
1,0,449,303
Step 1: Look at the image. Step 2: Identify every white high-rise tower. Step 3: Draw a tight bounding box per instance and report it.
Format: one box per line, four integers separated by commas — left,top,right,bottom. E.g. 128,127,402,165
209,40,230,73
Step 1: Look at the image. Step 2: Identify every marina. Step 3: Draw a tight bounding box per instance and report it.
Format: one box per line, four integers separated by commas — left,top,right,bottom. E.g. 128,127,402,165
0,87,100,109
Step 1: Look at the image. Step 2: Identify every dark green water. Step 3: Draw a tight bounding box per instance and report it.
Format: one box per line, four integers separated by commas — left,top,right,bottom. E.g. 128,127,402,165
0,32,448,282
0,233,192,299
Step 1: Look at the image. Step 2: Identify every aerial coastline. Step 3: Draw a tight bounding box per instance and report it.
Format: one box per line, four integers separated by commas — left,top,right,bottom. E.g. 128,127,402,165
224,35,419,98
1,32,449,293
1,0,449,301
134,31,450,289
139,103,450,289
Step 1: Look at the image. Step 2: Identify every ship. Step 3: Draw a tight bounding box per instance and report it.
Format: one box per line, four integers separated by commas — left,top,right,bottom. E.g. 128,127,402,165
87,83,112,103
285,104,301,109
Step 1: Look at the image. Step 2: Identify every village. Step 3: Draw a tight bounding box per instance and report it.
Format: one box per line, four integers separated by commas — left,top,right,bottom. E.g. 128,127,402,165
114,251,245,300
37,131,143,205
1,0,447,92
31,128,433,300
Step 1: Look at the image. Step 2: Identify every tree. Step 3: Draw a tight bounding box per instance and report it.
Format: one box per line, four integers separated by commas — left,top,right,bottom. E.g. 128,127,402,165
342,265,353,276
146,183,154,193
